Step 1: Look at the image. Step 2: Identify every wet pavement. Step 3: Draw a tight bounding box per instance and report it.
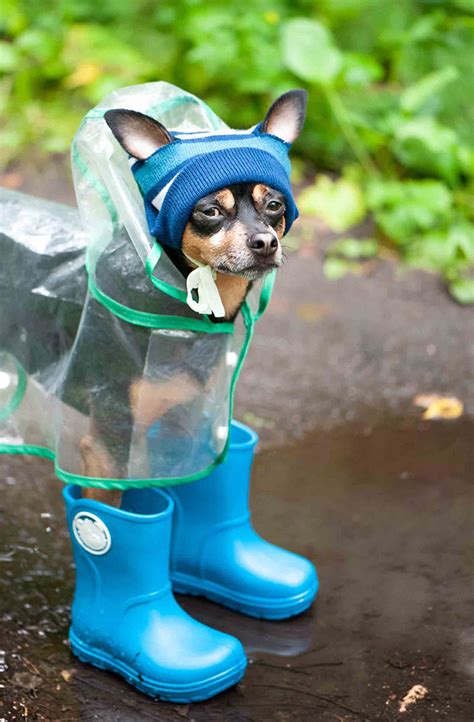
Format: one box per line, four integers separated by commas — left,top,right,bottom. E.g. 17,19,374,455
1,169,473,720
1,418,473,721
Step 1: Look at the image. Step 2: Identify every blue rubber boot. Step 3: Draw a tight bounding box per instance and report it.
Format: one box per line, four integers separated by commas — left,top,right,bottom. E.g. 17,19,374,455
63,485,246,702
163,421,318,620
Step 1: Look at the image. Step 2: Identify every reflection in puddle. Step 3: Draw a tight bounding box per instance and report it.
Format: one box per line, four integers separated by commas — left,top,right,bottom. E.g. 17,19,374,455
179,594,314,657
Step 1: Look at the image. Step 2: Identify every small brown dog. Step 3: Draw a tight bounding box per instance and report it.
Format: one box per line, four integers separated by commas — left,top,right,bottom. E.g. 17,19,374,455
60,91,307,506
82,89,307,505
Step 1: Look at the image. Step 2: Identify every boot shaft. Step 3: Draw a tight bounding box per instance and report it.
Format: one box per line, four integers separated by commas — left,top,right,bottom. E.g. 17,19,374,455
64,486,174,628
161,420,319,620
168,421,258,530
63,484,247,700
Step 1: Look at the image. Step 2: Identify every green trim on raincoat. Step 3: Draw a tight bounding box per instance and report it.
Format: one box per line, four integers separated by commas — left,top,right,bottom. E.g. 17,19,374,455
0,356,27,422
0,298,262,489
0,87,277,489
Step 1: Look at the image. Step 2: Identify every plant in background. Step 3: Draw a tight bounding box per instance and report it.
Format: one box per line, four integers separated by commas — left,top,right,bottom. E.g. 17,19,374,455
1,0,473,302
281,7,474,303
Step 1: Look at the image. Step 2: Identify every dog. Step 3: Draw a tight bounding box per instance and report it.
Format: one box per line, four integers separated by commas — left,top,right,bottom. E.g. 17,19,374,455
0,89,307,509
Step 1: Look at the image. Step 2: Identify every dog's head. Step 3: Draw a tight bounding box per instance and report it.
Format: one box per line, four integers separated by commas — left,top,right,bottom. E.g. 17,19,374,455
105,90,306,280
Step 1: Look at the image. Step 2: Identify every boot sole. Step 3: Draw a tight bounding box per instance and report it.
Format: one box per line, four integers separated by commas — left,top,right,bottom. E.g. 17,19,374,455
69,629,247,703
171,572,318,620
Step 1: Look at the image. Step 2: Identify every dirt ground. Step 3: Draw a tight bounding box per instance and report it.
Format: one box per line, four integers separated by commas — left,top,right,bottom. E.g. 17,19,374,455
0,163,473,721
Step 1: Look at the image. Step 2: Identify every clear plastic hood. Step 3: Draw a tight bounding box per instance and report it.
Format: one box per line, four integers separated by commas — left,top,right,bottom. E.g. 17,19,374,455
72,81,227,272
0,83,274,489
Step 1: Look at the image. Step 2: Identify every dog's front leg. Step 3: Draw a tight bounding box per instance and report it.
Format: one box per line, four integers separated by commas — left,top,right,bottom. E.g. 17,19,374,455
80,372,202,508
129,372,202,429
80,433,123,508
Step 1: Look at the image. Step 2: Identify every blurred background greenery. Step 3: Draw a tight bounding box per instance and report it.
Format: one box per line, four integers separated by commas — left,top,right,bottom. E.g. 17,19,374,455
1,0,474,301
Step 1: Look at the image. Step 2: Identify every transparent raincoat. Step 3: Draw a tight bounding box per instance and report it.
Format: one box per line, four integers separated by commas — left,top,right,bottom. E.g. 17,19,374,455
0,82,277,489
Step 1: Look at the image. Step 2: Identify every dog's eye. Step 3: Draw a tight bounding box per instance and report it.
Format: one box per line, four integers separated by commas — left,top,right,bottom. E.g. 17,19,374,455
267,200,283,212
202,207,221,218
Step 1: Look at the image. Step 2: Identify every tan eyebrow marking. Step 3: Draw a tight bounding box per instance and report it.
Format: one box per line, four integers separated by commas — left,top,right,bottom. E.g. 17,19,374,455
252,183,270,207
215,188,235,211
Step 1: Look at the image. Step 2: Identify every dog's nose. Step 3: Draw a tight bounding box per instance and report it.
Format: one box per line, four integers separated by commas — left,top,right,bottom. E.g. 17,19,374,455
247,232,278,257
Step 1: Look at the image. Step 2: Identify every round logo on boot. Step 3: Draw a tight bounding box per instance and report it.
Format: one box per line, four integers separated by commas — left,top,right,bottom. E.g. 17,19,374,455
72,512,111,555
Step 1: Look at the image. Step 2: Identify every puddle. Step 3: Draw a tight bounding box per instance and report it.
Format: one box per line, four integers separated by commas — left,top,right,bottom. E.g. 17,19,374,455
1,418,473,720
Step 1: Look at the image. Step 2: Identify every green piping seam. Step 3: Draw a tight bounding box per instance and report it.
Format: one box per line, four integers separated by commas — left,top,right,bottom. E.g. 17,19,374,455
0,94,272,487
0,301,255,489
0,443,224,488
88,241,274,330
0,444,55,461
87,272,234,334
71,142,118,225
144,242,189,304
72,92,222,233
73,93,272,325
86,250,235,334
221,300,254,459
0,358,27,421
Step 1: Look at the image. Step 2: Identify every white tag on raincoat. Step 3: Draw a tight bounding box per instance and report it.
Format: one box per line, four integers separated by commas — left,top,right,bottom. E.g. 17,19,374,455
186,264,226,318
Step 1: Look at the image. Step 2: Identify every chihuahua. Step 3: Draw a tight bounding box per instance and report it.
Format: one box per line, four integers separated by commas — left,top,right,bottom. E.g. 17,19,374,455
0,89,306,508
79,88,307,506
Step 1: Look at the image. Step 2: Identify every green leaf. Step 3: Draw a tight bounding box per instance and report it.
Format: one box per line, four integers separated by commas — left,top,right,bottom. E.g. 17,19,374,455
323,257,358,280
63,24,154,80
367,179,452,213
328,237,379,259
405,13,444,43
281,18,342,85
340,52,383,86
392,117,461,184
405,231,460,272
457,146,474,179
450,222,474,262
0,41,20,72
400,66,459,114
450,0,474,12
290,157,305,184
367,179,453,244
396,19,474,146
298,176,366,232
449,277,474,304
16,29,61,63
397,221,474,275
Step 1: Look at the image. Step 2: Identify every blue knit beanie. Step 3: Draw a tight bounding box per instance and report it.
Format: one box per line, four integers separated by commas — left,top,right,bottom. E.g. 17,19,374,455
131,123,299,249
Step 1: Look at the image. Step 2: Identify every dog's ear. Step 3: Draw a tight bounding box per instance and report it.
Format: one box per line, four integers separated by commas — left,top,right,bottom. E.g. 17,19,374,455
104,109,173,160
261,89,307,143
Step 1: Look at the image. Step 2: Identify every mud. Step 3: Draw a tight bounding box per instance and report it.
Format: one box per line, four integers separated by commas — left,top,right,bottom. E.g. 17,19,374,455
1,418,472,721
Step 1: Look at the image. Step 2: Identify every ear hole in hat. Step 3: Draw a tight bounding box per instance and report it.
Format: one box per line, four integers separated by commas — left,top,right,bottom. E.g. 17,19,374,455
262,89,307,144
104,109,173,160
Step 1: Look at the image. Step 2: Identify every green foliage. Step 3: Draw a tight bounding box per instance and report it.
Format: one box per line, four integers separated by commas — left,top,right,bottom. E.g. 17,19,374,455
366,180,453,243
298,176,366,232
282,19,342,84
449,277,474,304
1,0,474,300
399,66,459,115
323,256,360,280
328,237,379,260
278,3,474,300
322,236,379,280
392,117,463,184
